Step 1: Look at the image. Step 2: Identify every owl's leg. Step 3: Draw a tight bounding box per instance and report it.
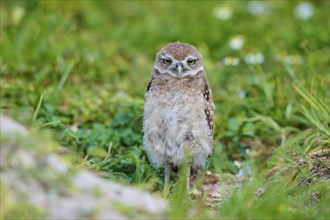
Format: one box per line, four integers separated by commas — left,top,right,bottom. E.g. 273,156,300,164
190,167,201,187
164,164,171,188
186,164,191,193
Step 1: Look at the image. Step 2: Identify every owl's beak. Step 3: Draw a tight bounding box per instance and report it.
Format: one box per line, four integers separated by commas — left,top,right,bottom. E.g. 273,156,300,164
175,63,184,76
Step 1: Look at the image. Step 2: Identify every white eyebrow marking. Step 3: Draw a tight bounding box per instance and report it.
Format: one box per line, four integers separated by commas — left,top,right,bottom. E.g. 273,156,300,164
162,54,199,62
185,56,198,61
162,54,174,60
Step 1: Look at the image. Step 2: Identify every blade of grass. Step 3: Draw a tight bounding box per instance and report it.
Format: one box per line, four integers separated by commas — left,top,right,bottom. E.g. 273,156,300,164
293,84,328,115
132,153,141,184
162,182,172,200
301,106,330,136
41,120,64,128
32,92,44,122
56,61,75,91
244,115,281,132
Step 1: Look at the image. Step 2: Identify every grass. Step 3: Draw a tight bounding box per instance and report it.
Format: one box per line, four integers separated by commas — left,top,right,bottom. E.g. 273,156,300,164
1,1,329,219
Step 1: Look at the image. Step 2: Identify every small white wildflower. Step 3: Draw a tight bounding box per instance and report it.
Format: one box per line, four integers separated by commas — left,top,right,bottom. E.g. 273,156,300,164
247,1,269,15
213,6,233,21
238,90,247,99
238,161,252,177
294,2,314,20
234,160,242,169
244,52,265,64
12,6,25,25
222,56,240,66
68,122,79,132
229,35,245,50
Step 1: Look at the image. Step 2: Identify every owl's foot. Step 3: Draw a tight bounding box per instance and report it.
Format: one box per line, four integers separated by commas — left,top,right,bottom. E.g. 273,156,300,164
189,168,202,187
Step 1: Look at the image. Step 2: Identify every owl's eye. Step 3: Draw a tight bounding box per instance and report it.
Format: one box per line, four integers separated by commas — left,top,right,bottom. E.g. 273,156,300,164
187,59,197,65
163,58,172,65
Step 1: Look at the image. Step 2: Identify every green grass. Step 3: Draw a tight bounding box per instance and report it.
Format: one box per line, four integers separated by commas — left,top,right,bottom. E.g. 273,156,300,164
1,1,329,219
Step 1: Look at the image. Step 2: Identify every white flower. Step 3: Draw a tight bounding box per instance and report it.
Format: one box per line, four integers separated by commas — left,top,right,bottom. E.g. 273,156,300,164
222,56,240,66
213,6,233,21
234,160,242,169
244,52,265,64
294,2,314,20
229,35,245,50
238,90,247,99
238,161,252,177
247,1,269,15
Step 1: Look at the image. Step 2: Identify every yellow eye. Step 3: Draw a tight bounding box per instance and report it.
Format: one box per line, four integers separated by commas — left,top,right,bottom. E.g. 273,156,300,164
187,59,196,65
163,58,172,65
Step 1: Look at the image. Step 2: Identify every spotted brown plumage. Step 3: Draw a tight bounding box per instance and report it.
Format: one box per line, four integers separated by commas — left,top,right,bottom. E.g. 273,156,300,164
202,80,215,134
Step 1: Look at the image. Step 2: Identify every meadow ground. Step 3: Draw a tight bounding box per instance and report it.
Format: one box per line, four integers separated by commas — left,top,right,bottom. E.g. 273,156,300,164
1,1,329,219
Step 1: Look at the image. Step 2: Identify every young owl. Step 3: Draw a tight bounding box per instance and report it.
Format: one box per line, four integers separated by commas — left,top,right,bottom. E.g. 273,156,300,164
143,42,215,190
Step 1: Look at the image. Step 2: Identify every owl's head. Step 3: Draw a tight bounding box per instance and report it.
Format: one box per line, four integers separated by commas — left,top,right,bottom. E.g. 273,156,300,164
153,42,204,78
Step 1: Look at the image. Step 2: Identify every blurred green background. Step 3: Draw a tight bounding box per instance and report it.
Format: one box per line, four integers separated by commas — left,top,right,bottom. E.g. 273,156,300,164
1,1,329,218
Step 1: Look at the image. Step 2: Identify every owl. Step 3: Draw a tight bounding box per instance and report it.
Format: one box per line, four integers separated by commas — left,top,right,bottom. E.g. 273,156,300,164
143,42,215,191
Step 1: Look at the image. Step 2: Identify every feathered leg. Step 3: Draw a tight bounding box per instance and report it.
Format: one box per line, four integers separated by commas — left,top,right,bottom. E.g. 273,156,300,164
186,164,191,193
164,164,171,188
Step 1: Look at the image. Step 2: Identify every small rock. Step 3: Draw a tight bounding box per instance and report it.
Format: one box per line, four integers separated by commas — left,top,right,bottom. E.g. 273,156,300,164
1,116,168,219
0,115,28,135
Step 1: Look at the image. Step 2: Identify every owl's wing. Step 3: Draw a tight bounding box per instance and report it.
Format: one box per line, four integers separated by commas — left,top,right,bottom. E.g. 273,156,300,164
146,77,154,92
202,81,215,136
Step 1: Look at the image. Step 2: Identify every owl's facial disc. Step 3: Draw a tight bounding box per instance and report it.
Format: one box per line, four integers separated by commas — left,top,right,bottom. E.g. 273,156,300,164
156,54,203,77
